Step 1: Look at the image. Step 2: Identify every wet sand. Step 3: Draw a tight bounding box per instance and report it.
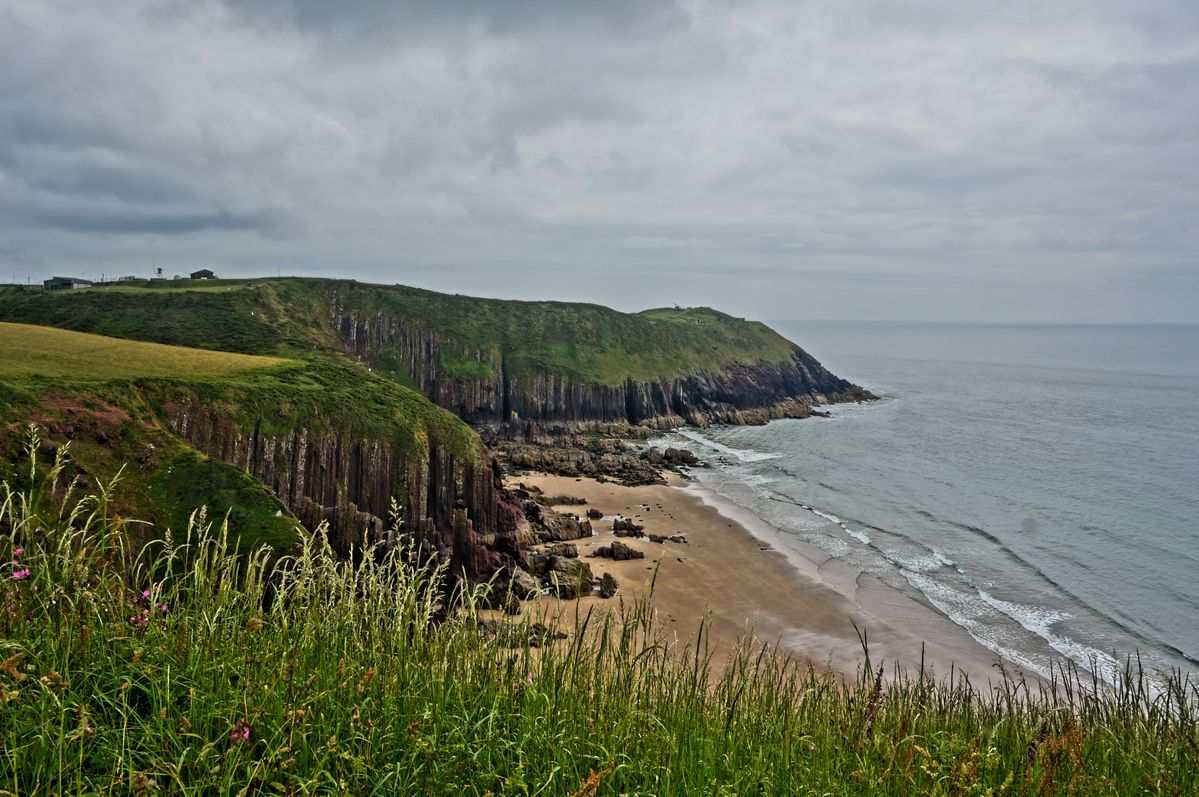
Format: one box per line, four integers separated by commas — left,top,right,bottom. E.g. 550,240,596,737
510,472,1015,684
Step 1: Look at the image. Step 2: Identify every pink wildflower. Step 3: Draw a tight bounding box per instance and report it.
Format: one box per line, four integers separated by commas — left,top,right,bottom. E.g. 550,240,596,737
230,725,250,742
12,548,22,557
11,568,30,581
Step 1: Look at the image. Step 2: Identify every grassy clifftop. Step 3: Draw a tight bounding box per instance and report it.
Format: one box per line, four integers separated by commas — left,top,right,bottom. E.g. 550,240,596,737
0,278,807,385
0,283,292,355
0,320,474,450
0,321,292,382
323,280,800,385
0,319,485,555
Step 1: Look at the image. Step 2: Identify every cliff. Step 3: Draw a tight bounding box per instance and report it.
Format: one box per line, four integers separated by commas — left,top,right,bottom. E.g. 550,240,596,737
0,279,871,430
162,402,525,579
0,321,527,582
0,278,871,585
325,284,870,429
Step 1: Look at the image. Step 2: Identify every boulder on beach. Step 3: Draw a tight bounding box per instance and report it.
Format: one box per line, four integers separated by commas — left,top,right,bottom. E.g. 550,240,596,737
613,517,644,534
548,557,593,599
591,540,645,561
663,447,699,466
525,543,578,577
598,572,619,598
506,567,541,599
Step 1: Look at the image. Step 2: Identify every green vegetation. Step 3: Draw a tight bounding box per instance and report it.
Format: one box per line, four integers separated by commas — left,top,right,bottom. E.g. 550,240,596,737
327,280,799,385
0,284,299,355
0,278,803,387
0,312,483,559
146,449,298,555
0,322,291,383
3,445,1196,795
0,310,479,455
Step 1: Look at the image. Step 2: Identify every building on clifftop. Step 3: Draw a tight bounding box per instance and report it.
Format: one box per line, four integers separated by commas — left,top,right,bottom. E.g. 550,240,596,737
189,269,217,280
43,276,94,292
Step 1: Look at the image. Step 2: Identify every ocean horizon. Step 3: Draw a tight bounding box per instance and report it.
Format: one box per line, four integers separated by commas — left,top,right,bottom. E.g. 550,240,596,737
656,320,1199,682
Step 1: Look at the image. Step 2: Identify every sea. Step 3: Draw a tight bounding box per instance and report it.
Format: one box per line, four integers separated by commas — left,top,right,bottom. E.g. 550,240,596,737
653,322,1199,683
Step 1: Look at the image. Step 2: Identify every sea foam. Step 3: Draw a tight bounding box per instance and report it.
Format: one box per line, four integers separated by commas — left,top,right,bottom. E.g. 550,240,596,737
674,429,783,462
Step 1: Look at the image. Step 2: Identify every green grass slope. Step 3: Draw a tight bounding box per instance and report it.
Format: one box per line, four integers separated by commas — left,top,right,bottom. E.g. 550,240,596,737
0,283,302,355
0,321,291,382
322,279,800,385
0,278,810,387
0,316,485,556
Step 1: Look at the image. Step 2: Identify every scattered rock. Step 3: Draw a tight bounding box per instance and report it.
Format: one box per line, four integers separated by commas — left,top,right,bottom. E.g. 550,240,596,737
547,557,593,599
480,620,567,648
531,506,592,542
613,517,644,534
598,572,619,598
525,542,580,577
506,567,541,599
663,447,699,466
586,508,604,520
543,495,587,506
591,540,645,561
478,582,522,614
641,446,700,468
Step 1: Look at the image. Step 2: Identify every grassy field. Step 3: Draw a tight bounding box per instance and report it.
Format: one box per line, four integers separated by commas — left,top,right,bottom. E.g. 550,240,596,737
1,444,1195,795
0,278,807,386
0,315,485,557
0,322,292,383
0,317,476,455
0,286,295,355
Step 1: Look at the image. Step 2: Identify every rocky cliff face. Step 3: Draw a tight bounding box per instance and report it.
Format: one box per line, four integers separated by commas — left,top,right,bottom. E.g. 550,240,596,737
165,406,526,580
331,305,870,430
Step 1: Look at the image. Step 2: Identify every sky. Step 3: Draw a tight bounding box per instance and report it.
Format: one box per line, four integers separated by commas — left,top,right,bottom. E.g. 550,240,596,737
1,1,1197,323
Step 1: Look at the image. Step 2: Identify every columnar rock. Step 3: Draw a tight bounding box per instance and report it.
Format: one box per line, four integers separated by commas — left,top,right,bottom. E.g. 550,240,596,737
166,406,526,580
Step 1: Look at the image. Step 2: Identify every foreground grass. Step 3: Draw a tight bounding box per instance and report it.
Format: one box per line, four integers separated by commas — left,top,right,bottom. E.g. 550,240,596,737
0,322,291,383
2,445,1196,795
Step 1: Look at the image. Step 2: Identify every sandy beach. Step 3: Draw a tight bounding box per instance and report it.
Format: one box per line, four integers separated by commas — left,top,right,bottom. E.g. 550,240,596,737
510,471,1013,684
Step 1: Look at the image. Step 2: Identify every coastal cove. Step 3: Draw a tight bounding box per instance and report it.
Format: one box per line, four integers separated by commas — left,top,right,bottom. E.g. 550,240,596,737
654,321,1199,685
6,3,1199,788
509,472,1006,683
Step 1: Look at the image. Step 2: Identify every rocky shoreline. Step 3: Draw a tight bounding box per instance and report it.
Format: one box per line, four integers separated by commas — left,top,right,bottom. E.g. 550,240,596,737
498,472,1007,681
479,476,696,614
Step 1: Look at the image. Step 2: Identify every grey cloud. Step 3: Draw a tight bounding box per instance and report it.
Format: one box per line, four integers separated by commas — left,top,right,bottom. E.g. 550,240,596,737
0,0,1196,322
5,201,282,236
27,163,192,205
229,0,685,38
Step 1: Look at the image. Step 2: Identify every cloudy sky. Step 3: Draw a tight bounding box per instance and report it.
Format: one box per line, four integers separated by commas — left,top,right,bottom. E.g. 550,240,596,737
2,1,1196,322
